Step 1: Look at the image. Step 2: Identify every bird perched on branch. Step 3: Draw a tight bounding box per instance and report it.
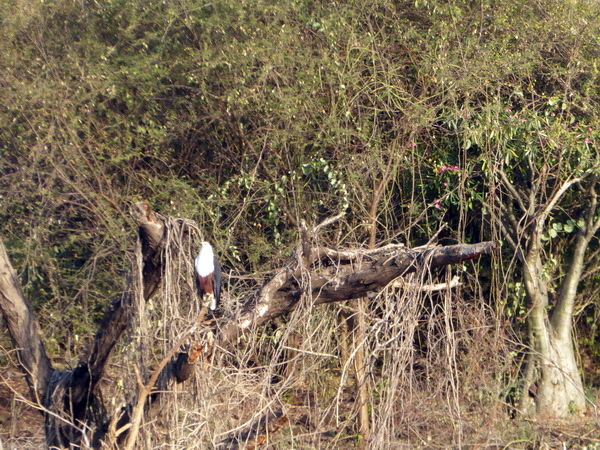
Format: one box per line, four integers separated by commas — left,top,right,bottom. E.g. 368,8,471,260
194,241,222,311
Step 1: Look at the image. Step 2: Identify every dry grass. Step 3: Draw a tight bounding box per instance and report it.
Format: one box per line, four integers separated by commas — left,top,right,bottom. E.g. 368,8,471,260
0,357,45,449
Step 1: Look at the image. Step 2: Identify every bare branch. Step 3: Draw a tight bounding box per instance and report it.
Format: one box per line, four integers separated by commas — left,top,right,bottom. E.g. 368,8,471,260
0,202,496,447
497,199,525,238
123,308,208,449
487,205,523,260
83,202,168,384
313,243,406,261
313,211,346,233
217,409,288,449
390,275,462,292
539,175,585,227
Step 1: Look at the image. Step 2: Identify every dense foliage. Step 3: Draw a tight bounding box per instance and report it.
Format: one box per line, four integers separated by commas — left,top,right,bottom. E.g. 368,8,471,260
1,0,599,445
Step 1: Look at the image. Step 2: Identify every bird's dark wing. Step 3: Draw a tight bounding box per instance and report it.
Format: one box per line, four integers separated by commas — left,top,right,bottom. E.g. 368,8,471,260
195,271,203,296
213,256,222,305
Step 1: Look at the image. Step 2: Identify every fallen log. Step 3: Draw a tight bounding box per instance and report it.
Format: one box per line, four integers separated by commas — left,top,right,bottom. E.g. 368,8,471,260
218,239,495,345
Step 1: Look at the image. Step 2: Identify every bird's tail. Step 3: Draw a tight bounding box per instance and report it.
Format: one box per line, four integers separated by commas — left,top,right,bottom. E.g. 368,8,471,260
203,293,216,311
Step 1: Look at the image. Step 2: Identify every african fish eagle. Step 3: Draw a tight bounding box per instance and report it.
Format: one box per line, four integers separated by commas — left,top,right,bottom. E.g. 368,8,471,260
194,241,222,311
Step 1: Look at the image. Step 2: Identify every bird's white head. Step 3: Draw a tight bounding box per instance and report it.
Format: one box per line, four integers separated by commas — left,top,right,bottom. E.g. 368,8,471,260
195,241,215,276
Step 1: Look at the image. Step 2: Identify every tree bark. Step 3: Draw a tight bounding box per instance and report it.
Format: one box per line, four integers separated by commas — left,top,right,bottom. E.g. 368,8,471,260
527,194,600,417
518,235,587,417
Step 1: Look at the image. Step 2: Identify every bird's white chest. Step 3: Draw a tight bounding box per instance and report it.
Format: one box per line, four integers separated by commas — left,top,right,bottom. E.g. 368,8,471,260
195,250,214,277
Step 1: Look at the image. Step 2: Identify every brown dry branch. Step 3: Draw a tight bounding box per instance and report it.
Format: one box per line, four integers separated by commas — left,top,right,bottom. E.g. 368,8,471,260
0,202,495,448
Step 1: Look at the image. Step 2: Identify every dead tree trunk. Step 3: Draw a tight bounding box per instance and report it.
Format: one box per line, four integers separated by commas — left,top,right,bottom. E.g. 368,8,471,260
0,202,171,447
0,203,495,448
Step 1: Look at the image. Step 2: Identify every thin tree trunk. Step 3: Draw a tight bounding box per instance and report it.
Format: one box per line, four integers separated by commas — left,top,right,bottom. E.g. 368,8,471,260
520,225,587,416
353,299,371,442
